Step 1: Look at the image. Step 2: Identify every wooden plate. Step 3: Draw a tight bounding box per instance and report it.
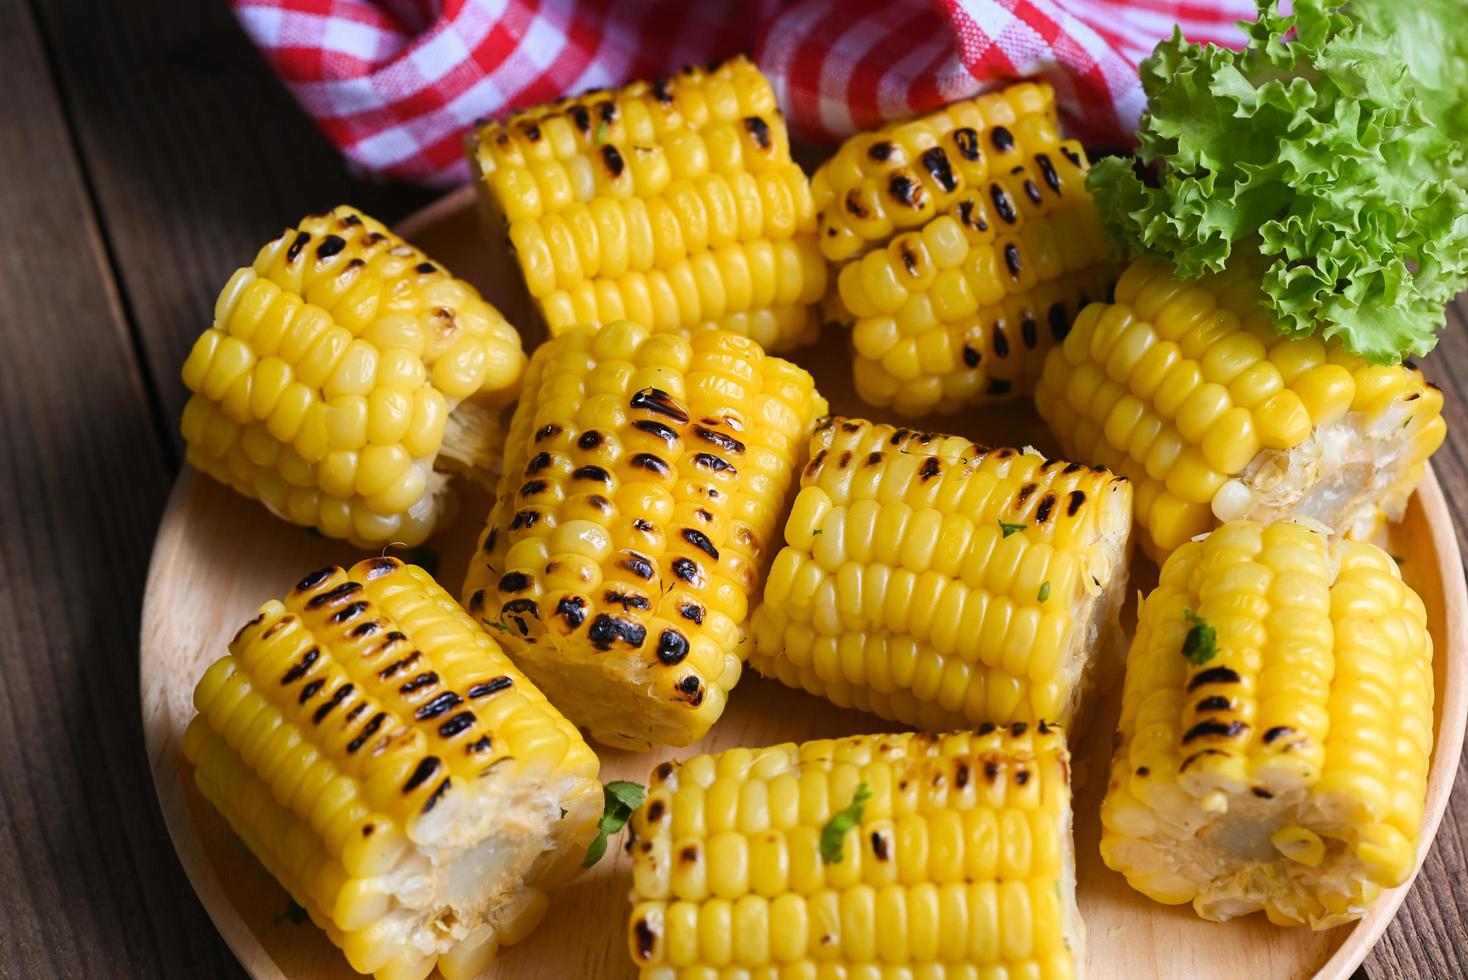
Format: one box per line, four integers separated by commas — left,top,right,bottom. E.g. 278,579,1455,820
142,186,1468,980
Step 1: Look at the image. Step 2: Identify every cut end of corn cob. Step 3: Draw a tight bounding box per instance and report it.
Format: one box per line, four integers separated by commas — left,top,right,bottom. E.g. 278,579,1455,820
1100,520,1434,928
180,205,526,547
184,557,602,980
626,727,1081,977
748,416,1133,729
1036,259,1447,562
469,56,826,351
461,321,827,750
811,82,1118,415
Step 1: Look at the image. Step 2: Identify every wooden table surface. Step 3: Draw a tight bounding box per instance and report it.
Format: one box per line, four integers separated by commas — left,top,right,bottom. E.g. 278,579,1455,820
1,2,1464,977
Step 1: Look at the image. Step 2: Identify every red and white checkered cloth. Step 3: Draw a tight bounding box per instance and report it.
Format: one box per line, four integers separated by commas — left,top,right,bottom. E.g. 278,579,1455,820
232,0,1255,185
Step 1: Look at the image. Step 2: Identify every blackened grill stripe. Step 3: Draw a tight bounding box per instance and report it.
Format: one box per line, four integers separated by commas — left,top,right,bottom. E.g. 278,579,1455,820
1187,666,1242,691
307,582,361,608
438,712,476,738
572,465,612,483
1036,154,1061,193
631,453,670,476
682,528,719,559
399,671,439,695
422,778,453,814
1182,720,1248,743
404,756,442,792
347,712,386,753
313,683,353,724
415,691,464,721
990,185,1016,224
281,648,319,685
298,679,324,704
330,601,369,624
468,676,514,698
1195,696,1233,712
693,453,735,474
694,426,745,453
379,650,421,681
633,420,679,444
630,388,689,423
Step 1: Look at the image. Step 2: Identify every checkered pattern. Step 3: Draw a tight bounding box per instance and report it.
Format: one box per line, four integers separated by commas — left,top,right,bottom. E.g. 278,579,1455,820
232,0,1253,185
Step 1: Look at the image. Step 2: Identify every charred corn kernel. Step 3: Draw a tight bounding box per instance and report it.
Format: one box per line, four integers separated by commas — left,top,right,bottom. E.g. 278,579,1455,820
180,206,524,547
184,557,602,980
461,321,827,750
627,727,1082,976
812,84,1117,415
1100,520,1433,928
471,57,825,351
1035,259,1447,562
748,417,1132,729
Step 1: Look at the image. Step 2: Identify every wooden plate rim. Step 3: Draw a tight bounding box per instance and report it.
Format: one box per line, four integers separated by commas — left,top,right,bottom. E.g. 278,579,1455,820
140,189,1468,980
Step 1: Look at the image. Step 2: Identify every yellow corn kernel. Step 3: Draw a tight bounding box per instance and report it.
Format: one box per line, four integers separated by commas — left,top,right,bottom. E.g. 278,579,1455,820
461,321,827,750
814,87,1115,415
186,558,602,979
748,417,1133,729
1100,520,1433,928
1035,258,1446,562
628,728,1080,976
471,57,824,351
179,206,525,547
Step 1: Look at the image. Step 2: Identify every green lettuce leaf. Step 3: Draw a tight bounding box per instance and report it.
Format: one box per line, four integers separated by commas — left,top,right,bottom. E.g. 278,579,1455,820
1089,0,1468,363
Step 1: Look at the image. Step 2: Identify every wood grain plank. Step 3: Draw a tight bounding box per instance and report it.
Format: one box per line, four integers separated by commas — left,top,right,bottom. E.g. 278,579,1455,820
0,1,241,977
29,0,434,439
1366,303,1468,980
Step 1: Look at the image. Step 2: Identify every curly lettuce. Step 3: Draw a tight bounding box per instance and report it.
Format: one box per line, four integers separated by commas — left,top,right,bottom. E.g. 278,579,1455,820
1089,0,1468,363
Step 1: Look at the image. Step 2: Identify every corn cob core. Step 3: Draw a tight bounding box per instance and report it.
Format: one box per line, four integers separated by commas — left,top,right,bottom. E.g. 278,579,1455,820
184,557,602,980
461,321,827,750
470,56,827,351
180,206,525,547
1035,259,1447,562
810,83,1117,415
1100,520,1434,928
626,727,1081,977
748,417,1133,729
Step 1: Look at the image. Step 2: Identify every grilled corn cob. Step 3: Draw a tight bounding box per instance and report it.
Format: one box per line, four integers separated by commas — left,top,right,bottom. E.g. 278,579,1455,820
1035,259,1447,562
184,557,602,980
626,727,1082,977
1100,519,1434,927
470,56,826,351
180,206,525,547
811,82,1117,415
461,321,827,750
748,417,1132,729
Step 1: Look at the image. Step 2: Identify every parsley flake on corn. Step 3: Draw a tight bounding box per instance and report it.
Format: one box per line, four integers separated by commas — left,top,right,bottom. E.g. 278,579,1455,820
748,417,1133,730
462,320,827,749
1101,520,1434,928
626,727,1081,977
812,82,1118,415
184,557,602,980
1035,258,1446,562
180,206,525,547
469,56,826,351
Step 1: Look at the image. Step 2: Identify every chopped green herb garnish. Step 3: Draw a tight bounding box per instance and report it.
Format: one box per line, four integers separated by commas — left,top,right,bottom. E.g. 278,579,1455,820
484,618,512,633
559,807,568,819
819,783,871,864
595,121,609,145
1181,609,1218,666
812,528,823,536
1000,520,1027,538
582,780,646,868
1038,581,1051,603
1404,415,1414,429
